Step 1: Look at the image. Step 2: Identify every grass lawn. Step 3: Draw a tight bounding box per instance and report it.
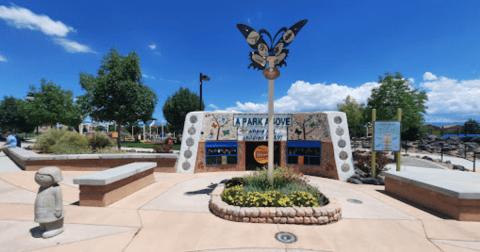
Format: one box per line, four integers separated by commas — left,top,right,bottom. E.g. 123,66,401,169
120,142,181,150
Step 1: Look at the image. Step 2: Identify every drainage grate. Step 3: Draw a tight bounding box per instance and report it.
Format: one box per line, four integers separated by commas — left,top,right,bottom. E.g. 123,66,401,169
347,199,363,204
275,232,297,243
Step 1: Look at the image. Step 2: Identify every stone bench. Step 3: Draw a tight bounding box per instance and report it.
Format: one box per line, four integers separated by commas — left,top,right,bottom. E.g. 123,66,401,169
384,170,480,221
73,162,156,207
3,147,178,172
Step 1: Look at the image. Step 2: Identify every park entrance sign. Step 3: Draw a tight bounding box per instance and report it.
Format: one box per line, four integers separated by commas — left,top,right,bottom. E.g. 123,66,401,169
176,111,355,182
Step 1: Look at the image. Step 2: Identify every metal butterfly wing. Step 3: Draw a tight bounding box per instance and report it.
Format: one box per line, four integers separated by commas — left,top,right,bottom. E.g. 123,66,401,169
271,19,308,68
237,24,270,70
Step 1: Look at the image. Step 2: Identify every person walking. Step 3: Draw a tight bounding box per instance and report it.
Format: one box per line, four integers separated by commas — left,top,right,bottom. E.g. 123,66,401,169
0,131,17,153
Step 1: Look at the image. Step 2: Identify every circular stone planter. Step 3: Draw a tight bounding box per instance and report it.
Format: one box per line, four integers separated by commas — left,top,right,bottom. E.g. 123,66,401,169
209,183,342,225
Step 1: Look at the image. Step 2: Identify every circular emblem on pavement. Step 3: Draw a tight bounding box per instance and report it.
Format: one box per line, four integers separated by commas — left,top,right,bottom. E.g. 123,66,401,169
336,127,344,136
189,115,198,124
186,138,194,147
339,151,348,160
341,163,350,172
338,139,346,148
334,116,342,124
184,150,192,159
188,126,196,135
182,162,190,170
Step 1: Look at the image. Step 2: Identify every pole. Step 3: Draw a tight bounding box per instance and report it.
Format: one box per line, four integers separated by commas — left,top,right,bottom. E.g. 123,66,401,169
396,108,402,172
371,109,376,178
199,73,202,111
266,57,276,182
474,152,476,172
441,142,444,162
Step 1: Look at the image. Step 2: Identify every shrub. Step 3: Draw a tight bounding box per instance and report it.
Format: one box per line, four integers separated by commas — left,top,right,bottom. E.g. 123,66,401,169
49,131,90,154
88,132,113,150
241,166,309,190
353,150,390,178
225,177,245,188
154,138,174,153
34,129,68,153
51,144,93,154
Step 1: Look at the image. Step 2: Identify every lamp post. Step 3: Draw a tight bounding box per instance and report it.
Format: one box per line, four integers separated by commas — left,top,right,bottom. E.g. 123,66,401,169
237,19,308,181
200,73,210,111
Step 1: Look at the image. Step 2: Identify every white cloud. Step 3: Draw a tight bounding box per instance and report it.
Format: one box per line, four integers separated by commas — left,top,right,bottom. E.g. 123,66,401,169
225,80,381,113
0,5,75,37
0,54,6,62
208,104,218,110
149,44,156,50
408,78,414,83
53,38,95,53
420,76,480,116
423,72,437,81
247,18,251,25
142,74,149,78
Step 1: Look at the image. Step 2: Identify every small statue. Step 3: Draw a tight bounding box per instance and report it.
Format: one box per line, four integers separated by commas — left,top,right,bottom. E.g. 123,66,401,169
34,167,65,239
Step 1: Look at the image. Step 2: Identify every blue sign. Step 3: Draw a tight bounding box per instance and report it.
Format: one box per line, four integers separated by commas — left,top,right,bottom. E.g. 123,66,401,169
373,121,401,151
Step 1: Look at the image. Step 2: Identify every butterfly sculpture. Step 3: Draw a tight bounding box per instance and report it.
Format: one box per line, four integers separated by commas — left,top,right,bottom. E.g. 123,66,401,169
237,19,308,70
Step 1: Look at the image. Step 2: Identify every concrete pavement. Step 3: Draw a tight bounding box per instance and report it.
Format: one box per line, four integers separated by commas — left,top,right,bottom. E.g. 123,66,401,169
0,150,480,251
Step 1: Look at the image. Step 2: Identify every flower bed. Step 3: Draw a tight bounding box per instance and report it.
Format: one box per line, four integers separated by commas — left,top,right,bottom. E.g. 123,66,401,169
209,183,342,224
208,167,342,225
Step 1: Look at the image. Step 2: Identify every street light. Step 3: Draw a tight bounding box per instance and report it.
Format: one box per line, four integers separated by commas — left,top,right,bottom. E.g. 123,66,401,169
200,73,210,111
237,19,308,181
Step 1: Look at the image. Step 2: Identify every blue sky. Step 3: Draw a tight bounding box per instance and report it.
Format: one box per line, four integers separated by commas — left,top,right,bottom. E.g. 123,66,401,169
1,0,479,127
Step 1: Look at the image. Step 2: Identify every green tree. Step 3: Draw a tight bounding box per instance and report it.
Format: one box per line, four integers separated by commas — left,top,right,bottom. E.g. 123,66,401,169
77,47,158,149
337,95,366,125
363,72,429,140
464,119,480,134
21,79,83,130
162,87,204,133
337,95,367,138
0,96,36,133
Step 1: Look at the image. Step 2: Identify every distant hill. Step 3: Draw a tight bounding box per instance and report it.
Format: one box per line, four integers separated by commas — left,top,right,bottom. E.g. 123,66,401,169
424,122,467,127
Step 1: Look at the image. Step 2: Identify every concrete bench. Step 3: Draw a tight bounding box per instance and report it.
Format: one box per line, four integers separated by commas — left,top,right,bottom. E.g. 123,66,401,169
384,169,480,221
73,162,156,207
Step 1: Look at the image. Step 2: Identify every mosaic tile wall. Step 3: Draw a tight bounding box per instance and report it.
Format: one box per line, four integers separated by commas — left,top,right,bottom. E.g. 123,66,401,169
177,111,355,181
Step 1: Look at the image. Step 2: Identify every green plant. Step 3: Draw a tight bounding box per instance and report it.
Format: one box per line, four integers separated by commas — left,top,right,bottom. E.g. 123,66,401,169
50,144,93,154
353,150,390,178
225,177,245,188
34,129,68,153
289,190,320,207
88,132,113,150
49,131,90,154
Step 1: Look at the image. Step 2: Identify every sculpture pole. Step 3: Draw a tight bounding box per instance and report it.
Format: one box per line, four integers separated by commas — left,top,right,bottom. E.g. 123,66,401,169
264,56,280,181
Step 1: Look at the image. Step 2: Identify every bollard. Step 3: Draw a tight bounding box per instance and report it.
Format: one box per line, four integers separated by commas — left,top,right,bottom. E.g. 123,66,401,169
440,142,444,162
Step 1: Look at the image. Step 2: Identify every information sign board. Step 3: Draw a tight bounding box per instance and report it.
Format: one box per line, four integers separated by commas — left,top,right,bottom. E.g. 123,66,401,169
373,121,401,151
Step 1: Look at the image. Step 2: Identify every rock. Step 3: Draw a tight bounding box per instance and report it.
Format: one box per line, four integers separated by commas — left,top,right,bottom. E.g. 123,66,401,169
362,142,371,148
258,217,266,223
276,207,284,217
285,207,296,218
251,207,259,217
280,217,287,224
267,207,276,217
317,216,328,224
347,178,362,184
294,217,304,224
292,207,305,217
310,217,318,224
312,207,322,217
232,206,241,216
402,154,410,156
244,208,253,217
303,207,313,217
273,217,281,223
226,205,234,215
266,217,274,223
453,165,468,171
445,160,451,164
250,217,259,223
242,217,250,222
258,207,269,217
238,208,246,217
287,217,296,224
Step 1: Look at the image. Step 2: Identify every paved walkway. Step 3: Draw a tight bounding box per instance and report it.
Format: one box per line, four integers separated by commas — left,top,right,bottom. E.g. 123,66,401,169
0,149,480,251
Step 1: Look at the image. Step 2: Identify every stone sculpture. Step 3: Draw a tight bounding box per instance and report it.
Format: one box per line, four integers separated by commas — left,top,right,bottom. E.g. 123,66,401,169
34,167,65,239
